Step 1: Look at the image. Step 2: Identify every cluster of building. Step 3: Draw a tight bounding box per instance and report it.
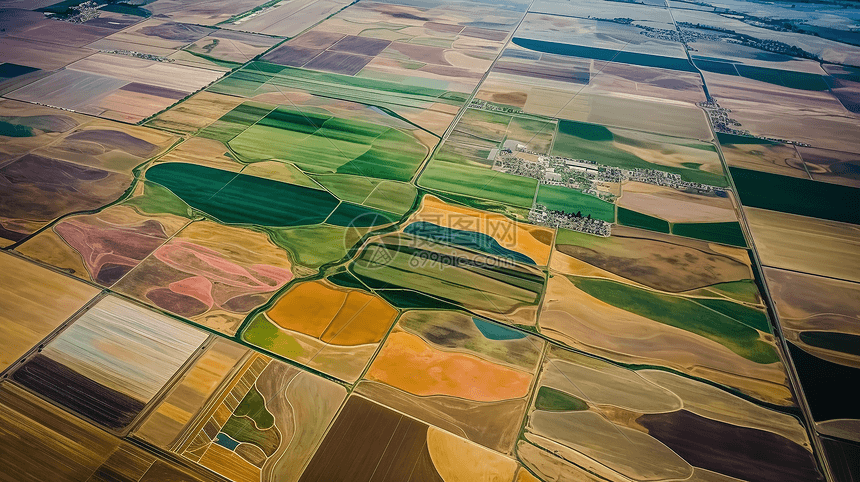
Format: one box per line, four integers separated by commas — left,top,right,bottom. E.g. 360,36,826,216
45,1,100,23
699,99,810,146
496,143,723,197
698,99,749,136
494,153,601,191
528,204,611,237
629,168,725,194
624,17,819,62
468,99,522,115
677,22,820,60
101,49,175,63
496,142,599,185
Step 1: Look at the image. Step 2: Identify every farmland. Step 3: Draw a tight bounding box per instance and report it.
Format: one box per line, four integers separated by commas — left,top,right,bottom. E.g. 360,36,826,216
243,276,398,382
0,0,855,480
11,295,208,431
358,310,544,452
114,221,295,335
521,346,821,482
169,353,346,482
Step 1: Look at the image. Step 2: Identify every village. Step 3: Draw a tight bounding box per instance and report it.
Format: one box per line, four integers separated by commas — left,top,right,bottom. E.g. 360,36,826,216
492,139,727,235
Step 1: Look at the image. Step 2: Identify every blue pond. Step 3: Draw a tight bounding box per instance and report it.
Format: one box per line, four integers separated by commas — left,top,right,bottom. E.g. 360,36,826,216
214,432,241,450
472,317,527,340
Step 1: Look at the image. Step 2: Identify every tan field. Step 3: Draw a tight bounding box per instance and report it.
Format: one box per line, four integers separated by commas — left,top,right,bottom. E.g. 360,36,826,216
356,380,529,453
519,344,818,482
540,354,682,413
517,439,607,482
704,71,860,153
641,369,811,447
528,409,693,481
101,92,180,124
0,100,88,164
0,37,93,70
539,273,793,405
618,182,739,224
0,100,177,174
221,0,349,37
14,229,88,278
68,53,224,95
745,207,860,283
174,354,346,482
0,252,100,372
133,338,248,449
719,138,809,178
797,145,860,189
91,18,209,50
145,0,279,26
0,382,224,481
426,426,518,482
8,53,224,123
765,267,860,369
241,161,319,187
38,119,178,173
366,330,533,401
611,129,725,176
145,91,245,135
515,468,542,482
590,65,707,105
155,137,243,172
476,74,715,140
87,37,178,59
266,280,397,346
552,227,753,292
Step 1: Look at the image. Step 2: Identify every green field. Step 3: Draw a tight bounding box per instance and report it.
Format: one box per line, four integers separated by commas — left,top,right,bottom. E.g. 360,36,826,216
569,276,779,364
717,132,780,146
554,227,603,248
265,224,351,268
672,221,747,247
209,62,464,109
694,280,761,304
534,386,588,412
552,120,728,187
124,181,192,218
536,185,615,222
313,174,380,204
197,101,273,142
424,191,531,221
145,162,339,226
233,386,275,429
693,298,772,333
418,161,538,209
376,289,462,310
311,174,416,215
242,314,306,361
617,207,670,233
326,202,398,227
352,235,545,315
221,412,280,456
403,221,535,265
362,181,417,215
228,106,428,181
454,108,511,142
506,116,556,154
433,140,495,167
730,167,860,225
